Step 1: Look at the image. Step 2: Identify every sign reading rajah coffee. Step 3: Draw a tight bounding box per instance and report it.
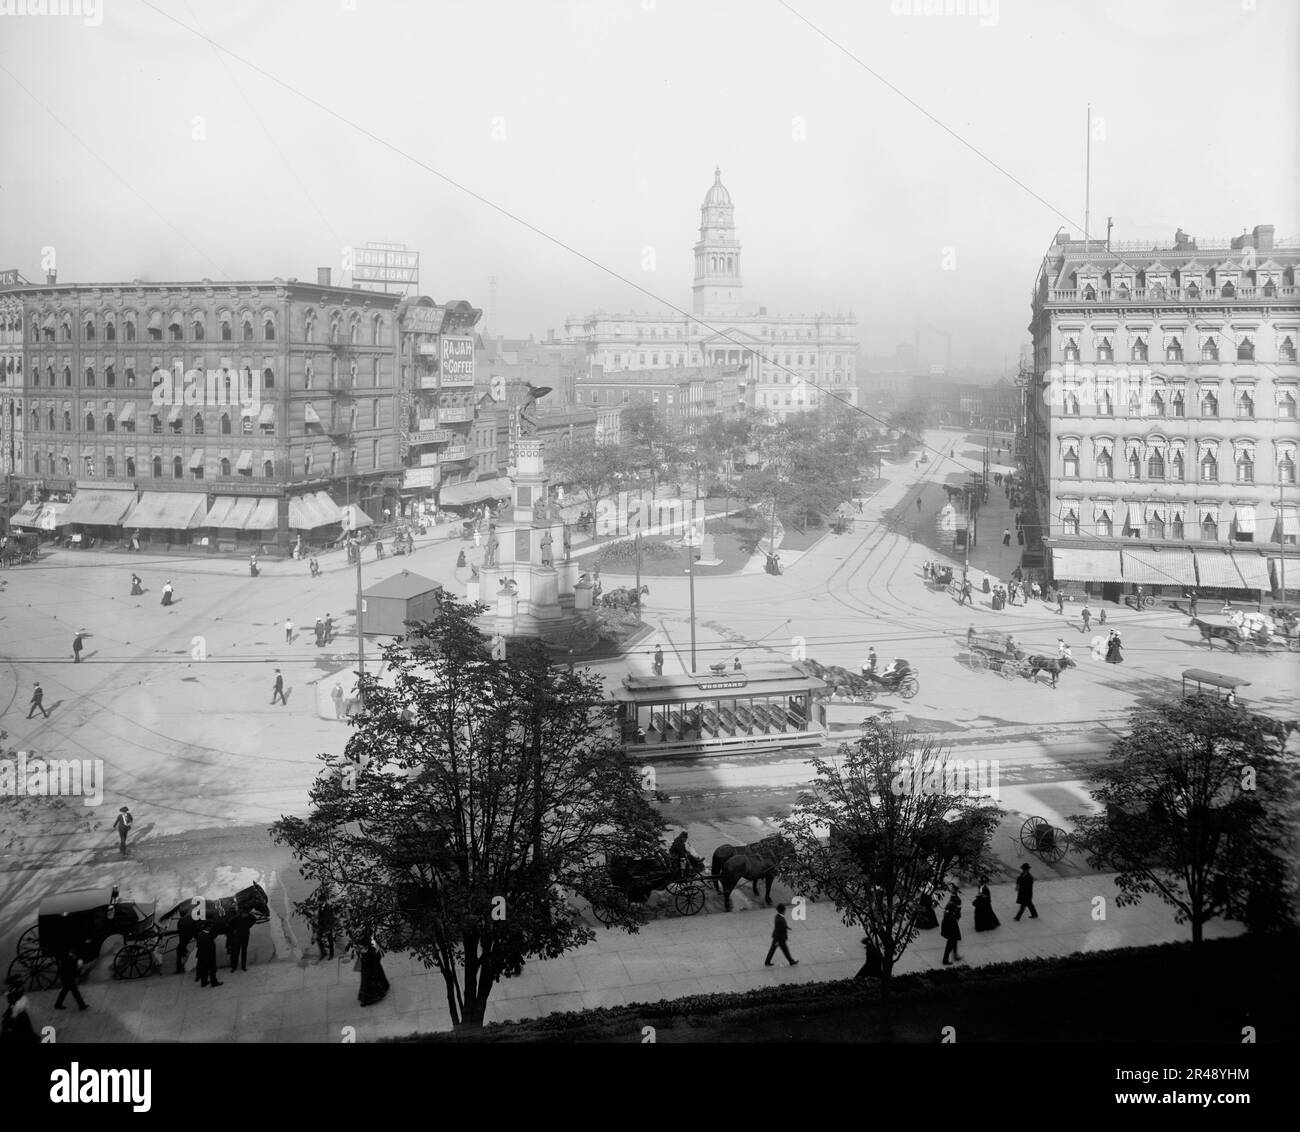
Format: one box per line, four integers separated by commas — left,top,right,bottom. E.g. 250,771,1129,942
440,337,475,383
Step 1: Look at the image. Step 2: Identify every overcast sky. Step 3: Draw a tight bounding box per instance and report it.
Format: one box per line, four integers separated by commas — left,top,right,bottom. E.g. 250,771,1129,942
2,0,1297,368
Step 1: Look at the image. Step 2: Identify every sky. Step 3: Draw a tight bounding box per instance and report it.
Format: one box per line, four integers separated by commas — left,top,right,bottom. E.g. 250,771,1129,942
1,0,1297,370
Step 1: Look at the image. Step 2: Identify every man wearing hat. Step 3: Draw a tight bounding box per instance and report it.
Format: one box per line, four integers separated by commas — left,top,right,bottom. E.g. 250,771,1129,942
73,629,86,663
27,682,49,719
113,806,133,856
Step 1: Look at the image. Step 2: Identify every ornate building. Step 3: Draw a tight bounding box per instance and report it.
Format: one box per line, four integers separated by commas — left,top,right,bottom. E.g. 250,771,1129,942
1027,225,1299,599
563,168,858,418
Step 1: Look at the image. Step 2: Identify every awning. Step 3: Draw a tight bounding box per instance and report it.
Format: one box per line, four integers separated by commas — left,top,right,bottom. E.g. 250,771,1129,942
289,491,341,530
236,450,254,472
438,477,511,506
1051,547,1124,582
340,502,373,530
37,503,68,531
204,496,241,528
118,402,135,423
258,404,275,425
167,404,183,423
9,501,44,528
245,498,279,530
240,404,256,418
59,489,137,527
189,449,205,470
1195,551,1247,589
1234,506,1256,535
122,491,208,530
1279,508,1300,538
147,312,162,331
303,403,321,425
1233,554,1272,590
1121,548,1197,586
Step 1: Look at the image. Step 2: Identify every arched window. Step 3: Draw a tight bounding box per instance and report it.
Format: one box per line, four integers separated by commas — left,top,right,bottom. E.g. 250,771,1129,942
84,319,95,340
304,311,316,342
1237,336,1254,361
29,407,38,431
263,459,275,479
1063,508,1079,535
151,455,163,478
191,317,204,341
1127,449,1141,479
105,412,115,433
1063,444,1079,477
1221,281,1236,298
60,317,72,341
105,455,115,478
1235,390,1254,417
1130,336,1147,362
104,319,115,342
106,365,115,387
1171,389,1185,417
125,456,136,478
62,456,71,476
220,412,231,435
64,366,72,387
47,407,55,430
124,316,136,342
1096,509,1113,537
1280,337,1297,363
263,316,275,341
125,367,135,387
1171,448,1185,480
329,315,340,344
304,450,313,477
85,367,95,387
1201,336,1218,362
1186,282,1200,299
349,318,359,345
1166,336,1183,362
1201,451,1218,481
220,457,231,477
304,359,314,390
263,367,274,390
1096,446,1113,478
1201,390,1218,417
168,455,181,479
1083,284,1096,300
1063,337,1079,362
1200,512,1218,541
372,315,383,345
63,409,72,431
1149,390,1164,415
1235,450,1254,483
168,318,183,342
193,413,204,435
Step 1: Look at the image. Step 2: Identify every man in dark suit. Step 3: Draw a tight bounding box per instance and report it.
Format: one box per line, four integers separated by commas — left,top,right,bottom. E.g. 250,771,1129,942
195,928,222,987
271,669,287,706
764,904,798,967
226,912,252,972
53,950,88,1010
1014,863,1039,920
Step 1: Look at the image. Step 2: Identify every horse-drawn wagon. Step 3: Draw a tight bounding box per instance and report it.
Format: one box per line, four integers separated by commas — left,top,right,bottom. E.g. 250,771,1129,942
802,658,919,701
587,850,708,923
965,631,1029,681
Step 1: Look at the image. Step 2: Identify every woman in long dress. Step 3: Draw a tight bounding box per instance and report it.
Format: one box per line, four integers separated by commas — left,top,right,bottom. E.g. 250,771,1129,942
916,889,939,930
1105,631,1124,664
973,875,1000,932
357,939,390,1007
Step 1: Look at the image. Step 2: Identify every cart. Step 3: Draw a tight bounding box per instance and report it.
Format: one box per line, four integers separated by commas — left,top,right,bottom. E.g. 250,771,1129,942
1019,816,1070,864
588,851,710,924
966,630,1029,681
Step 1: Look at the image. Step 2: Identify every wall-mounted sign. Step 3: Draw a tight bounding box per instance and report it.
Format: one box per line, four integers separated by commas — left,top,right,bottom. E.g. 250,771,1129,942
403,467,439,488
696,678,748,691
351,244,419,289
440,336,475,386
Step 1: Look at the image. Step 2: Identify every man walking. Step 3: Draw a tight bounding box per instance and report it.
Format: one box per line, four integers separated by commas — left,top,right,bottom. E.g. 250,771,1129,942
1002,527,1011,546
330,684,345,720
113,806,133,856
1081,603,1092,633
1014,863,1038,920
27,682,49,719
314,617,324,647
764,903,798,967
652,646,664,676
72,629,86,663
940,886,962,965
271,669,287,706
284,617,294,644
1056,589,1066,615
1187,591,1199,624
195,928,222,988
53,950,88,1010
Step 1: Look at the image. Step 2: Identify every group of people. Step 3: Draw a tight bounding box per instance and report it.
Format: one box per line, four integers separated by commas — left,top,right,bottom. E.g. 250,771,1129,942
860,649,911,688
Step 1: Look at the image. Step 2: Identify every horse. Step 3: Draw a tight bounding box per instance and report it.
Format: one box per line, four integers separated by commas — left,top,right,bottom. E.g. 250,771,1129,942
1026,654,1076,688
159,883,271,973
1192,619,1241,653
711,835,793,911
600,584,649,609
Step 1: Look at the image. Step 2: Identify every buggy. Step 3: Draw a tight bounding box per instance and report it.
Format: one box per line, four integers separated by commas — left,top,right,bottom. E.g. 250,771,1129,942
587,850,709,923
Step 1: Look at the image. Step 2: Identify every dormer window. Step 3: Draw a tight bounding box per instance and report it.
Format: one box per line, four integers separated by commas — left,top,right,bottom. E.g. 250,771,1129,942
1221,281,1236,298
1236,390,1254,418
1166,337,1183,362
1096,447,1113,478
1186,282,1200,299
1083,285,1096,301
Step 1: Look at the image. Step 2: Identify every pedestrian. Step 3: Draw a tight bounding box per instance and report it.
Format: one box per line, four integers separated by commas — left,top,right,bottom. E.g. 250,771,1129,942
375,540,385,560
764,903,798,967
916,889,939,930
314,891,337,960
1187,592,1199,624
1099,607,1107,626
1056,590,1065,615
330,683,345,720
1081,604,1092,633
456,549,467,568
966,624,976,650
916,497,922,512
309,557,320,577
271,669,287,705
54,949,88,1010
226,912,251,972
473,526,482,549
314,618,324,647
27,682,49,719
733,655,742,671
855,936,884,979
1226,689,1237,707
113,806,133,855
1017,527,1025,546
865,647,878,675
940,886,962,965
1057,639,1072,660
1002,527,1011,546
248,554,259,577
72,629,85,663
357,938,390,1006
161,579,173,606
856,499,863,514
1,977,38,1043
130,529,141,552
130,573,144,596
195,928,222,988
324,613,333,643
1105,631,1124,665
961,580,973,606
284,617,294,643
1014,863,1038,920
973,875,1000,932
652,646,664,675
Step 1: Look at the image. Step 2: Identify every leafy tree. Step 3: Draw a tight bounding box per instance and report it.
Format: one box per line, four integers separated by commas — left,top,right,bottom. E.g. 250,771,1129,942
781,719,1002,986
271,596,665,1028
1072,697,1299,944
620,403,680,487
549,443,628,513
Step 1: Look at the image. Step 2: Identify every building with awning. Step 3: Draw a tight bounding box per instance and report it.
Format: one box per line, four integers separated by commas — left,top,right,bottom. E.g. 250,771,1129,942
1231,552,1273,592
122,492,208,530
288,491,343,529
438,477,511,507
117,402,136,424
59,488,137,528
1050,545,1124,582
1121,547,1197,587
205,496,279,531
1194,550,1247,590
9,501,45,529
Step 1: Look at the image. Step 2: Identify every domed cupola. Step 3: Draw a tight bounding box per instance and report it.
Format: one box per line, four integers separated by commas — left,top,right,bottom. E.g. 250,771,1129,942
704,166,732,207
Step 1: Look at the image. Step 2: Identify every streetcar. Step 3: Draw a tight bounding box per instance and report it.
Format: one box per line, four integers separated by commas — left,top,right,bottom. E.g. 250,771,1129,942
613,665,828,756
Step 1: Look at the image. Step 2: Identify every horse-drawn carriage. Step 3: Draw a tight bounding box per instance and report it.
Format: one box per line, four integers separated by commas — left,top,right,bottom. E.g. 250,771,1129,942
802,658,919,702
1230,609,1300,654
587,850,708,922
965,631,1029,681
0,532,40,567
8,887,164,989
1018,816,1071,864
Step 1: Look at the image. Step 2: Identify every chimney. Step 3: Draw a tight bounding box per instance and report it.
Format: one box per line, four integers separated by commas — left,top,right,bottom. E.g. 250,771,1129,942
1252,224,1275,252
45,270,57,285
317,267,331,286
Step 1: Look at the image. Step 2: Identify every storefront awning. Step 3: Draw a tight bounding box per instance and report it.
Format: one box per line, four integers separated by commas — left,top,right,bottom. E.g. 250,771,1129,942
1121,548,1197,586
1194,551,1248,589
246,498,279,530
1232,554,1272,591
122,491,208,530
438,477,511,506
289,491,341,530
1051,546,1124,583
204,496,241,528
59,488,137,527
167,404,183,423
36,502,68,531
9,501,44,528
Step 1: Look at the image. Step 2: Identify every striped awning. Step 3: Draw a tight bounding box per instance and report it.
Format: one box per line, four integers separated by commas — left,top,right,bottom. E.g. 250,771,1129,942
1195,551,1247,589
1233,554,1272,590
59,489,137,527
288,491,342,530
122,492,208,530
9,501,44,528
245,498,279,530
1234,506,1256,535
36,502,69,531
189,449,205,469
258,404,275,425
118,402,136,422
1279,508,1300,538
167,404,183,423
1122,548,1197,586
204,496,241,528
1052,547,1124,582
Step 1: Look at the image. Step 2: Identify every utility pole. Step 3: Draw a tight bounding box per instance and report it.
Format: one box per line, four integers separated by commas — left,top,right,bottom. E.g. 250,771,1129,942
687,536,698,673
349,515,365,696
634,530,643,623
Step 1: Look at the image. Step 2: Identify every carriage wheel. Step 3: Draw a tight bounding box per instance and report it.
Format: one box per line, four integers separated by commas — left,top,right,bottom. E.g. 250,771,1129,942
998,659,1021,681
671,882,706,917
899,676,919,700
113,943,156,980
16,924,41,957
969,651,989,671
1041,828,1070,864
1288,637,1300,653
1020,816,1050,853
590,900,616,926
7,951,59,991
1238,640,1259,654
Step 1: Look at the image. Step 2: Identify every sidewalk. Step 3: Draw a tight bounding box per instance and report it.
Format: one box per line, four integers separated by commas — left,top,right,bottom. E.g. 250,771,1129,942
36,873,1239,1042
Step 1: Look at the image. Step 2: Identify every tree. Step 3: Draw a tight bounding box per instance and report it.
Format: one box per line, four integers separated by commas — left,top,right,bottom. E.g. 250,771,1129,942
270,596,665,1028
1072,697,1299,945
549,443,628,513
780,719,1002,987
621,402,679,489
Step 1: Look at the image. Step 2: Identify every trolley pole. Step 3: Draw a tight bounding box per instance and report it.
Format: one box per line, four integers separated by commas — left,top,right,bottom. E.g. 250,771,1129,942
687,538,698,673
353,531,366,696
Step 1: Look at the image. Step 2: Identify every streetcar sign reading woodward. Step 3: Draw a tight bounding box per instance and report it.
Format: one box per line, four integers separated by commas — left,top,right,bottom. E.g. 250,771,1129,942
696,678,748,691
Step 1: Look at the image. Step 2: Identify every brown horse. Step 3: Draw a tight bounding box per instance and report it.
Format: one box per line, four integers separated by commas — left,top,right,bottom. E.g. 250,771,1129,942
159,883,270,974
1027,655,1076,688
1192,619,1241,654
712,835,793,911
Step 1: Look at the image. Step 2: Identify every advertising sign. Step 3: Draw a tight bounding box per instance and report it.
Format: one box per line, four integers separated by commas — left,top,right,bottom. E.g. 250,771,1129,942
351,244,419,290
440,336,475,387
403,467,440,488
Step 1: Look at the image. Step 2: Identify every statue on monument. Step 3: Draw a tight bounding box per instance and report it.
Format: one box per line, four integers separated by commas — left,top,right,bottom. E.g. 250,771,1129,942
539,530,554,567
484,525,499,568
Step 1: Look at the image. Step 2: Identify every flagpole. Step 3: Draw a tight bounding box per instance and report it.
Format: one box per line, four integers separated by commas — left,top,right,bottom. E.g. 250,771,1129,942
1084,103,1091,253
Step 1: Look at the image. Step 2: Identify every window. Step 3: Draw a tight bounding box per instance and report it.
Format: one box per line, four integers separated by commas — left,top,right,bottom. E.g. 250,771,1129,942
1201,391,1218,417
1064,509,1079,536
168,320,183,342
263,367,274,391
192,318,204,341
1097,510,1113,537
1127,450,1141,479
105,412,115,433
46,408,54,430
1237,336,1254,361
1280,337,1297,363
220,457,231,477
1063,445,1079,477
169,414,182,435
173,456,183,479
64,366,72,387
1201,336,1219,362
1171,389,1185,417
193,413,204,435
1063,391,1080,415
371,400,379,428
86,367,95,387
220,316,232,342
304,450,313,477
1127,390,1142,416
1149,390,1164,416
106,365,115,387
263,317,275,341
105,320,115,342
1187,282,1200,299
105,455,115,478
1063,337,1080,362
219,412,231,436
151,412,162,435
63,410,72,431
192,460,204,480
242,413,253,435
85,411,94,433
1147,451,1165,479
1201,452,1218,481
152,456,163,478
263,459,275,479
126,367,135,387
125,456,135,478
1279,454,1296,484
1098,337,1113,362
1235,391,1254,417
1166,337,1183,362
61,457,71,476
1096,447,1113,478
372,439,379,468
1147,514,1165,540
1171,513,1184,540
1098,390,1113,416
242,317,254,342
1222,281,1236,298
84,319,95,341
1083,285,1096,301
1235,452,1254,483
372,315,383,345
124,318,136,342
1131,337,1148,362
